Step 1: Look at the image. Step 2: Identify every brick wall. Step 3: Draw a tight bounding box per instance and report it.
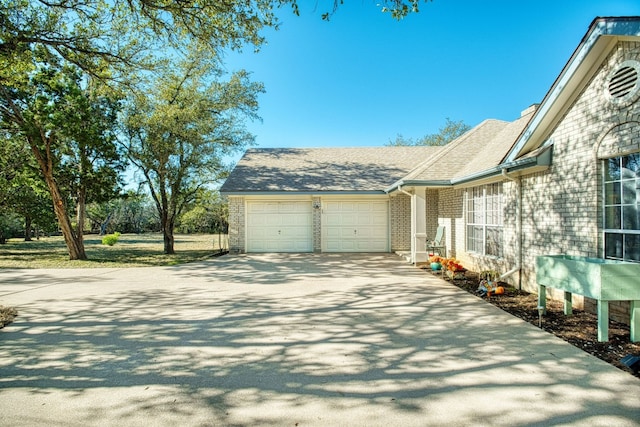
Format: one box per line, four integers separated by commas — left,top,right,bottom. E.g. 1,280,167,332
228,196,245,253
313,196,322,252
515,41,640,323
437,188,464,259
426,190,439,240
439,41,640,324
390,194,411,251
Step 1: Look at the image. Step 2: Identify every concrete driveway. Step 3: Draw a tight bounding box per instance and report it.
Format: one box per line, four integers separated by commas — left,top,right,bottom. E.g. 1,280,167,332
0,253,639,426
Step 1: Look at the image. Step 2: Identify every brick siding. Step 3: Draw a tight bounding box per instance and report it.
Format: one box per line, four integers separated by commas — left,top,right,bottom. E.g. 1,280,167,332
450,41,640,324
228,196,245,253
313,196,322,252
390,194,411,251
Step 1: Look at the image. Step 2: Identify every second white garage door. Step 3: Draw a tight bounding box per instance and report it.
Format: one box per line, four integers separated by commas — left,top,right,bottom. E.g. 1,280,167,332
322,200,389,252
246,201,313,252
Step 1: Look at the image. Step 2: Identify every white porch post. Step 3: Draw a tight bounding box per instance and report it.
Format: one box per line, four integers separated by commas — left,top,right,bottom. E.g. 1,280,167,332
411,187,428,264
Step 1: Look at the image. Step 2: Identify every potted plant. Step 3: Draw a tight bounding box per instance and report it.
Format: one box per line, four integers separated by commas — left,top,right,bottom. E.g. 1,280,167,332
442,258,465,280
429,255,443,271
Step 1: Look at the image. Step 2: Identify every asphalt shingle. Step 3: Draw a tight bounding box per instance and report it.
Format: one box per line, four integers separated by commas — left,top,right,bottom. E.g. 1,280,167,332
220,146,442,193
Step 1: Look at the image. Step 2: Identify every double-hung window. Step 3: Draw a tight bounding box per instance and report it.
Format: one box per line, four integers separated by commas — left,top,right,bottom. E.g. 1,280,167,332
466,183,504,257
604,154,640,262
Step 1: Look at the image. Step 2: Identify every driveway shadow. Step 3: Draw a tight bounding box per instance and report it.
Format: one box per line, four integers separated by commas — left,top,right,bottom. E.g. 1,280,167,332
0,254,639,426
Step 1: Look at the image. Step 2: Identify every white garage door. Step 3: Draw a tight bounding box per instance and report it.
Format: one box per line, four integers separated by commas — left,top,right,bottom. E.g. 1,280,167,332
246,201,313,252
322,200,389,252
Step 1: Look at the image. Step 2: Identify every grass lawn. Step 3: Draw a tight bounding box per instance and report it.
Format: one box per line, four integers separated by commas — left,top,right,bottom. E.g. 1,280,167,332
0,233,227,269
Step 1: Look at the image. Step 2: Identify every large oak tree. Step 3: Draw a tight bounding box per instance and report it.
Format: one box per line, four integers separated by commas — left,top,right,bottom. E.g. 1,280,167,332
0,59,123,259
1,0,428,259
123,54,263,254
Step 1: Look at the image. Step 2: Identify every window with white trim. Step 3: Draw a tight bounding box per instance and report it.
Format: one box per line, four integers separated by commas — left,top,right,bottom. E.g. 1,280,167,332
466,183,504,257
604,154,640,262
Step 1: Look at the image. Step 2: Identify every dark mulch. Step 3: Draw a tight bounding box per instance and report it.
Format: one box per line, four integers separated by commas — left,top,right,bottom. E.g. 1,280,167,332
422,268,640,379
0,306,17,329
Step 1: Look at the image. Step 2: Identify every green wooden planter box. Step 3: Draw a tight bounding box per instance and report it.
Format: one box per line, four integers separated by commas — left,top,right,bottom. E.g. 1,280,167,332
536,255,640,342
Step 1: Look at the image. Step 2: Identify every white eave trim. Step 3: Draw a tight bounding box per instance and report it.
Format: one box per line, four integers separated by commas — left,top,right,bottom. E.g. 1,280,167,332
221,190,388,196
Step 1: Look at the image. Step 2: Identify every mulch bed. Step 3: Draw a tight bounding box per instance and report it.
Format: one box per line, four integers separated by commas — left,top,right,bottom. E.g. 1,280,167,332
421,267,640,379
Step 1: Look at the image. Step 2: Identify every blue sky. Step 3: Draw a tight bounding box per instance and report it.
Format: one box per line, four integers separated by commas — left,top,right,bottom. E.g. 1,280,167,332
224,0,640,151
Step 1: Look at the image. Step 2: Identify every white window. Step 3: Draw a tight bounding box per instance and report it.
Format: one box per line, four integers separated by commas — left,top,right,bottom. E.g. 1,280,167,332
603,154,640,262
466,183,504,257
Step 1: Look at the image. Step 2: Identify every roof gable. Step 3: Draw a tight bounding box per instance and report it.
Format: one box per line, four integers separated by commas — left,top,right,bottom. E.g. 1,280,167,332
504,16,640,163
399,119,509,184
454,111,534,179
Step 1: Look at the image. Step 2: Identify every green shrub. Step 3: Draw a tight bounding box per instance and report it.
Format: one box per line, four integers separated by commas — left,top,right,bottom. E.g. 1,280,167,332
101,232,121,246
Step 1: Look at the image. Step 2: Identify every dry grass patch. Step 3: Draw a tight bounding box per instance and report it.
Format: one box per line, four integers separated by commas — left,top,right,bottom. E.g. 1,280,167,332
0,233,226,269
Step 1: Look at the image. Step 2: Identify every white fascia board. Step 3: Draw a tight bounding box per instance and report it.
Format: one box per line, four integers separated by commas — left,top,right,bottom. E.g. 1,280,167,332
221,191,388,196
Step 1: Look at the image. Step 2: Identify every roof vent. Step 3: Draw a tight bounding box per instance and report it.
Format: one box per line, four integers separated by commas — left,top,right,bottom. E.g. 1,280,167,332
609,66,638,97
607,60,640,106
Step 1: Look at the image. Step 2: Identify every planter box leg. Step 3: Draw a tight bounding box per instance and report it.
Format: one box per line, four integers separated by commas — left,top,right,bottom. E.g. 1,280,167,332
597,300,609,342
631,300,640,343
564,291,573,316
538,284,547,314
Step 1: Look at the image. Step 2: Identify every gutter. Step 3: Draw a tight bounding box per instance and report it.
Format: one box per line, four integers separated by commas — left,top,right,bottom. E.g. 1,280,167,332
452,145,553,187
221,190,388,196
385,145,553,194
397,185,412,197
385,179,451,194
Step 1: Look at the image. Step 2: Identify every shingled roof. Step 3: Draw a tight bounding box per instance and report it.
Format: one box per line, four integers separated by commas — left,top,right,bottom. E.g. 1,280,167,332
398,119,510,183
387,109,535,190
220,146,441,193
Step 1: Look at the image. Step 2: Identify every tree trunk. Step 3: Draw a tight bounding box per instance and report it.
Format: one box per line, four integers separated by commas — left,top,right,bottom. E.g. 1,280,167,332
100,211,113,235
51,185,87,260
162,210,175,254
24,215,32,241
28,135,87,260
76,187,86,250
163,227,175,254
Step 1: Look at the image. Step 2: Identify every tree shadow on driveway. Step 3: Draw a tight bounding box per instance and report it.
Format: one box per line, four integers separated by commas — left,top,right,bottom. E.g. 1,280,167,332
0,254,639,426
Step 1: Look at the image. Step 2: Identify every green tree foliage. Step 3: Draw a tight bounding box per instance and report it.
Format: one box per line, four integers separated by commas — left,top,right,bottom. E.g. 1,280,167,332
0,133,56,240
387,118,471,147
1,1,429,82
0,211,21,244
1,0,431,257
0,59,124,259
87,191,160,235
178,189,229,234
123,54,262,254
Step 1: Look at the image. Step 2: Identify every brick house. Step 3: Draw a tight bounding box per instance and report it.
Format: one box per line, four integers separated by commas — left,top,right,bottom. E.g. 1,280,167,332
221,17,640,323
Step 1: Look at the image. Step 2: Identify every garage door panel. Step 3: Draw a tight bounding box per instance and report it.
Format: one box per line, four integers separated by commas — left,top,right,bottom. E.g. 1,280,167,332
281,226,310,238
322,200,388,252
247,201,312,252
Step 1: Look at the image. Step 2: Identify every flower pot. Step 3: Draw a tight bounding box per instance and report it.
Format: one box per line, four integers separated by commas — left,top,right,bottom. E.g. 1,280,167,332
430,262,442,271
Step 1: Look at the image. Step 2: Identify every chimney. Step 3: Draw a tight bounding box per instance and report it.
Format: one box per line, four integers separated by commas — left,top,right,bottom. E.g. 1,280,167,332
521,104,539,117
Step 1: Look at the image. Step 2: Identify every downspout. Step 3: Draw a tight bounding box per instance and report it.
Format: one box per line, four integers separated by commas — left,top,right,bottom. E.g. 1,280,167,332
398,185,412,198
398,185,416,263
500,169,523,289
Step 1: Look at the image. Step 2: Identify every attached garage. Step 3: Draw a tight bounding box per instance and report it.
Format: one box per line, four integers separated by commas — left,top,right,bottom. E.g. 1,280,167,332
322,199,389,252
246,200,313,252
221,146,440,254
